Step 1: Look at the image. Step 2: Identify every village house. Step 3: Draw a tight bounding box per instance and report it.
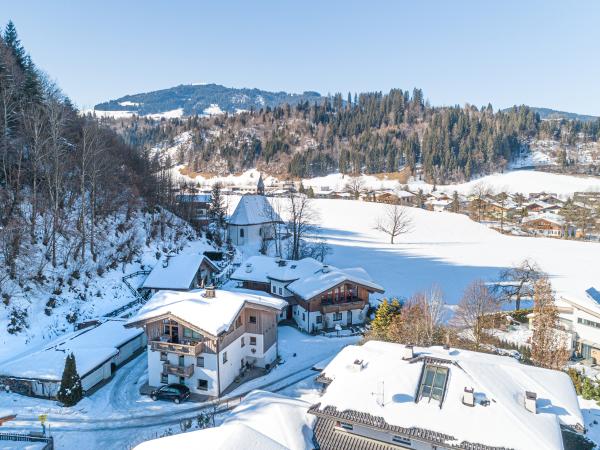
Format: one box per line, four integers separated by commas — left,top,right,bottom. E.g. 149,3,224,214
175,193,212,226
0,319,145,399
310,341,585,450
521,212,575,237
556,287,600,363
227,194,283,247
141,252,220,294
126,287,286,397
230,256,384,333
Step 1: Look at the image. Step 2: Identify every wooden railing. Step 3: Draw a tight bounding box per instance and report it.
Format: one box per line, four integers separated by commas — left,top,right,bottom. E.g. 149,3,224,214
151,340,203,355
162,362,195,378
321,297,366,313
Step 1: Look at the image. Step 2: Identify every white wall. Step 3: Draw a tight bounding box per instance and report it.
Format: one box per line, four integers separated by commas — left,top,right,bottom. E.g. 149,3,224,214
294,304,368,332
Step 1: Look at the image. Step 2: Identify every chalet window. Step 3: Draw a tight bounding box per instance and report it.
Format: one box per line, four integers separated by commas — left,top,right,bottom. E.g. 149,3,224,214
336,421,353,431
183,327,202,340
236,316,243,328
223,352,228,364
160,373,168,384
333,312,342,321
240,228,245,237
418,365,449,403
279,287,283,295
316,315,322,324
197,356,205,367
250,337,256,346
271,284,277,294
197,379,208,391
392,435,411,445
241,337,245,347
302,313,305,321
160,352,168,361
249,315,257,324
179,377,185,385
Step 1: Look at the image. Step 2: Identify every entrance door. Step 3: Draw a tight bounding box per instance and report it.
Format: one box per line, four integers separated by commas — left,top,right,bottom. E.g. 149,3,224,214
178,355,185,367
347,311,352,326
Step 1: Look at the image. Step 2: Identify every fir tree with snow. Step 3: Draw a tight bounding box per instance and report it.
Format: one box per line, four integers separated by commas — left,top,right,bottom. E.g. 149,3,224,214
57,353,83,406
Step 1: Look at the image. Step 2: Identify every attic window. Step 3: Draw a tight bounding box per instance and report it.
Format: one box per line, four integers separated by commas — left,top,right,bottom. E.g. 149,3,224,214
418,365,449,404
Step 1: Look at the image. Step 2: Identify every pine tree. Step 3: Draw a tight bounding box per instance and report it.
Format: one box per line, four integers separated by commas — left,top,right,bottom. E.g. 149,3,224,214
209,182,225,229
57,353,83,406
3,21,27,69
451,191,460,213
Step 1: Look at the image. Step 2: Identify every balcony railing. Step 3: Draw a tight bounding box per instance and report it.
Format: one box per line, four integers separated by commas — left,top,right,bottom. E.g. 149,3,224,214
162,362,195,378
151,339,203,356
321,297,366,313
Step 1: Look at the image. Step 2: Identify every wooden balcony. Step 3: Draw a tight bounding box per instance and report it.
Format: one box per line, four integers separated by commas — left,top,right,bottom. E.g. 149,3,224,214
321,297,366,314
150,339,203,356
162,362,195,378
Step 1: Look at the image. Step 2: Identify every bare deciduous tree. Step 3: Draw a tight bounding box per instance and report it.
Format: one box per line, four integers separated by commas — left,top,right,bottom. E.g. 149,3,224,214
530,277,570,370
344,176,365,199
494,259,542,310
470,183,492,223
454,279,500,349
286,192,317,260
375,203,412,244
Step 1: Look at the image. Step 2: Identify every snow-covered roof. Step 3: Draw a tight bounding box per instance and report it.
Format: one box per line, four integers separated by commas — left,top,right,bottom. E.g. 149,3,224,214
127,288,286,336
142,253,213,290
396,190,416,198
287,266,384,300
0,320,143,381
231,256,384,299
231,255,323,283
133,390,314,450
175,194,211,203
312,341,583,450
228,194,282,226
522,212,566,226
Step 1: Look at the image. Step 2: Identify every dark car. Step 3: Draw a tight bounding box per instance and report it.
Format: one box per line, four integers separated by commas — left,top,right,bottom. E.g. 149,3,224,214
150,384,190,404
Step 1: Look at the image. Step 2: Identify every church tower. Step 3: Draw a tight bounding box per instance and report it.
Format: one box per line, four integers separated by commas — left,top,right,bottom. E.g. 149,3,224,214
257,173,265,195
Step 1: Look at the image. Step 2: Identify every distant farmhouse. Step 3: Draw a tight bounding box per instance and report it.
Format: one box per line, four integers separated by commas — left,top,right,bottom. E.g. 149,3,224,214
126,287,286,397
0,319,145,398
231,255,384,333
310,341,585,450
175,193,212,226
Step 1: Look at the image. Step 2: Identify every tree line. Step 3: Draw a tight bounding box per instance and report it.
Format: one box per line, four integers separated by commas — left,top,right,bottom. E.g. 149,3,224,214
109,85,599,186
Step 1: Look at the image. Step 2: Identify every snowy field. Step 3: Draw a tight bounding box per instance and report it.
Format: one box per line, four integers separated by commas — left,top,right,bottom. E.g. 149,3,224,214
309,198,599,305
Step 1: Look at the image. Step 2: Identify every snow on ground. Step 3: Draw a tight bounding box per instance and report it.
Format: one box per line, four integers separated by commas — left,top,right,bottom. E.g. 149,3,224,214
173,166,600,199
410,170,600,197
579,397,600,446
310,198,600,305
203,104,224,116
0,327,357,449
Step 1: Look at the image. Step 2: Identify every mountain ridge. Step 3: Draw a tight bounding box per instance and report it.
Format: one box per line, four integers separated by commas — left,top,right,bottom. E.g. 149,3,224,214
94,83,324,116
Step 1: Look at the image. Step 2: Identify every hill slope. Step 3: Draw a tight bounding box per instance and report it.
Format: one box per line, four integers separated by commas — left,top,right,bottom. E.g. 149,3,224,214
94,83,323,116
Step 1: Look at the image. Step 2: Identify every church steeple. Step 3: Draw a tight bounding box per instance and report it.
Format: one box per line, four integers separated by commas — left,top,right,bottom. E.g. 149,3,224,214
257,173,265,195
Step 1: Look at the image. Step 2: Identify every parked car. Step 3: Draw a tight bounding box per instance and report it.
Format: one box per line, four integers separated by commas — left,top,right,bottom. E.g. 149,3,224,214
150,384,190,404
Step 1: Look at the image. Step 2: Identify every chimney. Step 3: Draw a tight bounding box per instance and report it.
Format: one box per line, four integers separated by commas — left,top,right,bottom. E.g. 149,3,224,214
162,255,172,268
322,264,331,273
245,263,253,273
462,387,475,407
402,345,414,360
204,286,216,299
525,391,537,414
277,259,287,267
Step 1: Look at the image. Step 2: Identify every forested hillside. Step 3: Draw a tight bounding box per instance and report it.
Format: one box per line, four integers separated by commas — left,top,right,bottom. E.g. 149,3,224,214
0,22,196,336
109,90,600,184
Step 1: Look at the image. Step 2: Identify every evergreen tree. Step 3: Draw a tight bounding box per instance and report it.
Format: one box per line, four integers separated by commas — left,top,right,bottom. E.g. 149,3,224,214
370,298,401,340
451,191,460,213
57,353,83,406
209,182,225,229
3,21,26,68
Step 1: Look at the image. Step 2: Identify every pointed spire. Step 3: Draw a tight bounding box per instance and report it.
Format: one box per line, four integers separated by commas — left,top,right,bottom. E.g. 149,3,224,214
257,172,265,195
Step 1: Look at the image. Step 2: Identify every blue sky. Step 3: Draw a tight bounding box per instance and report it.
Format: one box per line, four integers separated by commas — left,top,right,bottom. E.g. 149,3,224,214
2,1,600,115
